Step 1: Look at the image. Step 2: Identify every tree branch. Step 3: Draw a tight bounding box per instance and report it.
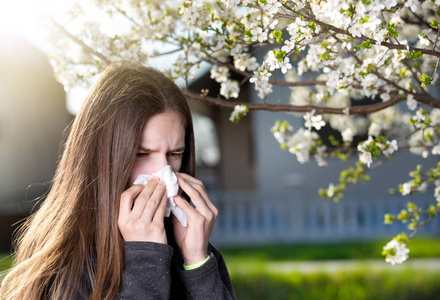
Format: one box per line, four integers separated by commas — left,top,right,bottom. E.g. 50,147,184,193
52,20,111,65
182,90,410,114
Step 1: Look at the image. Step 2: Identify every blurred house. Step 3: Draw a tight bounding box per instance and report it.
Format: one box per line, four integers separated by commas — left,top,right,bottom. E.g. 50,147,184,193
0,34,72,251
187,68,440,246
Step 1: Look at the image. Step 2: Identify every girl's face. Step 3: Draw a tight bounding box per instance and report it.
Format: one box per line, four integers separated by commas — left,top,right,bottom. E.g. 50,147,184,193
128,111,185,184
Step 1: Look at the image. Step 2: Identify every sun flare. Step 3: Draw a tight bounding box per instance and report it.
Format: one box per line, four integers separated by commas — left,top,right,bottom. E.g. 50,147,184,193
0,0,72,46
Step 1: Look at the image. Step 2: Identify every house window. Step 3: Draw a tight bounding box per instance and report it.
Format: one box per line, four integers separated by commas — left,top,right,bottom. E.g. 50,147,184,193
192,112,221,167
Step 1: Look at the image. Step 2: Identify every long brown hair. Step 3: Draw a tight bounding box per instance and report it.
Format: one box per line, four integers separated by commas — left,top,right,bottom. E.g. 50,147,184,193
0,62,195,300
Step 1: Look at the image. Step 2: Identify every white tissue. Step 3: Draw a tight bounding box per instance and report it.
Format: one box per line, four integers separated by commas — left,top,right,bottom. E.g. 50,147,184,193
133,165,188,227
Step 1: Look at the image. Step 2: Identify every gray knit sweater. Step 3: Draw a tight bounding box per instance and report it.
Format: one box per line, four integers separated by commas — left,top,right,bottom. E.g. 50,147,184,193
114,241,236,299
65,241,236,300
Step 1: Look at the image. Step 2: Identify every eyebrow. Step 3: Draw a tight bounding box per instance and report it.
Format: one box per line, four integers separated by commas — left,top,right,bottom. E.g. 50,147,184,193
138,146,186,153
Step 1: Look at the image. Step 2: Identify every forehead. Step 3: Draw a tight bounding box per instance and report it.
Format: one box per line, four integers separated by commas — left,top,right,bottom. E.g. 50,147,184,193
140,111,185,148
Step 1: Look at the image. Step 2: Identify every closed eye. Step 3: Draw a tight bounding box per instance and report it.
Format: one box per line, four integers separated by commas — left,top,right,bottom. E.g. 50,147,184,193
136,152,150,157
168,152,183,157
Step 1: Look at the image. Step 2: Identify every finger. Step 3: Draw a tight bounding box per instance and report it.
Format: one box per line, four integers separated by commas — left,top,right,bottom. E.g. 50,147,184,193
142,180,167,221
174,195,205,227
131,176,160,219
176,176,210,212
119,184,144,218
152,186,169,224
176,172,206,191
177,175,217,215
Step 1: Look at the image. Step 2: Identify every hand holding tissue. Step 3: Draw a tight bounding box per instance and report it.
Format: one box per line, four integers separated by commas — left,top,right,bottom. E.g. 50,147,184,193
133,165,188,227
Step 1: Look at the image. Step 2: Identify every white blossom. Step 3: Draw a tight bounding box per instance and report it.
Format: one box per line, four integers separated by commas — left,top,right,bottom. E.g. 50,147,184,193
255,80,273,98
359,151,373,167
341,128,354,142
249,67,272,84
411,110,426,127
383,239,410,265
245,56,259,71
402,182,413,195
210,65,229,83
264,0,282,16
432,143,440,155
230,43,244,58
373,29,388,45
417,181,428,193
286,17,307,38
404,0,419,13
358,136,374,167
280,57,292,74
281,39,296,52
220,80,240,99
349,21,366,38
315,145,328,167
266,51,281,71
327,183,335,197
384,0,398,10
250,27,267,43
229,105,249,122
287,129,320,164
304,110,326,130
435,184,440,202
383,140,398,156
406,95,417,111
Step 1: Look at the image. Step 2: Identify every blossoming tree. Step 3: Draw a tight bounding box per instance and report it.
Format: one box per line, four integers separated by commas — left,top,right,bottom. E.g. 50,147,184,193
47,0,440,265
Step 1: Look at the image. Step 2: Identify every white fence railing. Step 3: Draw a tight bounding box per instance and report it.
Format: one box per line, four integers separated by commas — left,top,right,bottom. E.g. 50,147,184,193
209,190,440,245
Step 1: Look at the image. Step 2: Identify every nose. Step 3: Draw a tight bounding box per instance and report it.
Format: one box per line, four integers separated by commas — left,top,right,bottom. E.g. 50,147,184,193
151,154,169,173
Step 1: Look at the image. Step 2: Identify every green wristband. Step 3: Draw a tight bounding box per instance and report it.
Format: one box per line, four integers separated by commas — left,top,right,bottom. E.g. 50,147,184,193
183,255,210,270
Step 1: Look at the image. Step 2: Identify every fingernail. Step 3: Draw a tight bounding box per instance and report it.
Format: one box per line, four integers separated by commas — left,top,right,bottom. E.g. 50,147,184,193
150,176,159,182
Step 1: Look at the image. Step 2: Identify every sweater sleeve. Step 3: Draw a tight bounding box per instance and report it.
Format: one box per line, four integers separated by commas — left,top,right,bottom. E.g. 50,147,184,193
115,241,174,300
176,245,236,300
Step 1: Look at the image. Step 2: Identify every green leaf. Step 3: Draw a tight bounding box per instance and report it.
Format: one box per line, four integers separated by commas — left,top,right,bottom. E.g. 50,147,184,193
420,73,432,87
272,30,283,44
273,50,286,62
309,21,316,32
320,41,329,48
359,15,370,24
431,19,439,29
397,209,410,223
320,53,331,61
411,50,423,61
328,135,340,147
400,66,407,78
386,21,399,38
428,205,437,218
360,39,372,49
395,232,408,243
384,214,396,225
407,202,417,213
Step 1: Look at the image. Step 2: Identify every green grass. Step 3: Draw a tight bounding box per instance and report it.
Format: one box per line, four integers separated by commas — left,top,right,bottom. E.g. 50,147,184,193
217,236,440,300
0,254,13,271
218,236,440,262
230,268,440,300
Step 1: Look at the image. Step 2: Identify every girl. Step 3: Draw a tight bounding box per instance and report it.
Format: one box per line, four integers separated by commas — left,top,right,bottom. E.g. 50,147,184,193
0,62,235,299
